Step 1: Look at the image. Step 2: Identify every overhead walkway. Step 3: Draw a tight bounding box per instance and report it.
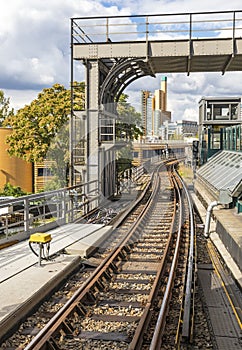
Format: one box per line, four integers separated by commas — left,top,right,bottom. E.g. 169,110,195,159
72,11,242,77
70,10,242,195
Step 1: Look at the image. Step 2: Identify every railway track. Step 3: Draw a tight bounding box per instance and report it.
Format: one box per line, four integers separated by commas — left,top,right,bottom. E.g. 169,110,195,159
2,162,195,350
1,162,242,349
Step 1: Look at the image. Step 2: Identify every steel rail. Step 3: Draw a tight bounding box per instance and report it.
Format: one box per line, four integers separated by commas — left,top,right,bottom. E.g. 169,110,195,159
149,168,184,350
128,166,177,349
75,167,151,227
178,171,196,343
24,164,164,350
100,171,151,229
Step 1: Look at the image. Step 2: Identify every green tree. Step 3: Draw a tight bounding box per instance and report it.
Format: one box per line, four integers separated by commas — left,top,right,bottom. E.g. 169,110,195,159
4,82,85,189
4,82,85,162
115,94,143,187
116,94,143,141
44,122,70,189
4,84,70,162
0,90,14,126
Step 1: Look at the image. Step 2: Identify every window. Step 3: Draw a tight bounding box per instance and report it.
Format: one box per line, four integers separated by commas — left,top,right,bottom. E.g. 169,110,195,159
211,131,221,149
231,105,238,120
37,168,53,177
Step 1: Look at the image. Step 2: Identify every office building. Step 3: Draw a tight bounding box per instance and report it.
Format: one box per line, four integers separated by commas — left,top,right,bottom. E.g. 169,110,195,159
141,77,171,137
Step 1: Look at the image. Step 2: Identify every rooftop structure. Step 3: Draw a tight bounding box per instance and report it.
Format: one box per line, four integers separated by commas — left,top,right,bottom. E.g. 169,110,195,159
199,96,242,126
198,96,242,163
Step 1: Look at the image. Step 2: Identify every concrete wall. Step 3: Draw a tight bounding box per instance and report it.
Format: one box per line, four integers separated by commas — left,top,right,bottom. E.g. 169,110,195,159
0,128,33,193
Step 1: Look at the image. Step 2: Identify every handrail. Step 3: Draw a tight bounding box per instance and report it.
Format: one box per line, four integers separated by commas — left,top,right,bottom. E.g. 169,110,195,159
0,180,99,242
71,10,242,44
71,10,242,21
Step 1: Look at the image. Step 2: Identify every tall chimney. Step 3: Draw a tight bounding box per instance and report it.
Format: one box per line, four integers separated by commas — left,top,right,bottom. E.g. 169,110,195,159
161,76,167,111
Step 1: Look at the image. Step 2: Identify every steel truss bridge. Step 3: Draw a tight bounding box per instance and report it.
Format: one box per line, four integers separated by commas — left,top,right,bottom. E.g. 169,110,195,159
70,10,242,199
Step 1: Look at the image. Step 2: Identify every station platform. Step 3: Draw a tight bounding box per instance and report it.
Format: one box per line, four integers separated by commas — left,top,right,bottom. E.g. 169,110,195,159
191,180,242,289
0,176,146,344
0,223,113,342
193,150,242,278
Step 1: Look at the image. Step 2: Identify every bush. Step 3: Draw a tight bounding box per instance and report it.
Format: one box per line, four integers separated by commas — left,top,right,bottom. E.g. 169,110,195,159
0,183,28,197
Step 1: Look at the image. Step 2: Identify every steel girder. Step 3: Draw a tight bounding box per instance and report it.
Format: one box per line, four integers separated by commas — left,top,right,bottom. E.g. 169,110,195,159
99,57,155,109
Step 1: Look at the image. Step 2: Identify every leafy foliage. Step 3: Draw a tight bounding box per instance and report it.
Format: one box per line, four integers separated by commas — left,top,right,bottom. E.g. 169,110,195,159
4,82,85,163
0,182,28,197
116,93,143,141
115,94,143,184
44,122,70,188
3,84,141,191
0,90,14,126
3,82,85,190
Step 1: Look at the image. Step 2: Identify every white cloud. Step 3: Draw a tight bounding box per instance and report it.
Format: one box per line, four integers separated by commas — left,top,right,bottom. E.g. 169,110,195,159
4,89,39,111
0,0,242,119
101,0,242,14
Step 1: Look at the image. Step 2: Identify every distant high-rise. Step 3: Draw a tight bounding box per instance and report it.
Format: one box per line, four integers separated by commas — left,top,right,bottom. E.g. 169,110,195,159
141,90,151,136
141,76,171,137
161,76,167,111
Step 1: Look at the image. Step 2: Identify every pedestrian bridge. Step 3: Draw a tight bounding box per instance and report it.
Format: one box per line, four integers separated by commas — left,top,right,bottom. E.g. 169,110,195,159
70,10,242,197
72,10,242,77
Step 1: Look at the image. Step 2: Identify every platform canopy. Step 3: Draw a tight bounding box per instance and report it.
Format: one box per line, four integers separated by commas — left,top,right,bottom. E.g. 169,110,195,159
196,150,242,198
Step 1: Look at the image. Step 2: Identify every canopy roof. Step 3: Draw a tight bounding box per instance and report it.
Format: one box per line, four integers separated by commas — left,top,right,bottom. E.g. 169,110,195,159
197,151,242,198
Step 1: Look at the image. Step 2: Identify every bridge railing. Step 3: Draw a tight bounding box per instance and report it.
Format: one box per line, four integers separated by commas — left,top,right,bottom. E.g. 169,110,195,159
0,180,99,244
71,10,242,44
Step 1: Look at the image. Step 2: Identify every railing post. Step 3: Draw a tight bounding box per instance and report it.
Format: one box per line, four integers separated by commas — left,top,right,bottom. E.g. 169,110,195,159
187,13,192,76
189,13,192,43
232,11,236,56
5,216,9,240
106,17,109,42
65,190,69,223
146,16,149,59
24,198,30,235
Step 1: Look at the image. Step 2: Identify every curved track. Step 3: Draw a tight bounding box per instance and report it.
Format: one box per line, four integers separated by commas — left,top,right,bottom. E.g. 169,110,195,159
12,162,194,350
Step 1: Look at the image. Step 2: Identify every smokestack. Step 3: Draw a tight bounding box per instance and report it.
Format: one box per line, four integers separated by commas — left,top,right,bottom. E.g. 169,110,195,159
161,76,167,111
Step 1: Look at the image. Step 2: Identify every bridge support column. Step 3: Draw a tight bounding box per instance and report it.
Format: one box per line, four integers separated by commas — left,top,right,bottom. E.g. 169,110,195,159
84,60,116,201
85,60,100,202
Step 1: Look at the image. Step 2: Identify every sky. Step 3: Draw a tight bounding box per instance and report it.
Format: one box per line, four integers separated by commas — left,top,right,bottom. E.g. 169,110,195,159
1,0,242,122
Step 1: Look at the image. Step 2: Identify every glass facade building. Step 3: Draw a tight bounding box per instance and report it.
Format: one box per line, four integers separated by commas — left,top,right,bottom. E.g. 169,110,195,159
198,97,242,164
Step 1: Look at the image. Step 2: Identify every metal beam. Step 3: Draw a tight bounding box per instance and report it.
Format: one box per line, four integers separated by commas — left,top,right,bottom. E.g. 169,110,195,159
73,38,242,74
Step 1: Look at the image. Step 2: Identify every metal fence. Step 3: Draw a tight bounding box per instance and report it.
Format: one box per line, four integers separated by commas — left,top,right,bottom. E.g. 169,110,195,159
0,181,99,244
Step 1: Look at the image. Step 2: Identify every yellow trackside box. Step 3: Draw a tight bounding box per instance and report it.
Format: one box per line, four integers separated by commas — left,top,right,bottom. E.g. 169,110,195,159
29,233,52,243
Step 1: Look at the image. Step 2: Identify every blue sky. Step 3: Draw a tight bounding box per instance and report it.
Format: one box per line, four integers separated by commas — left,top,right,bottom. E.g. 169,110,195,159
1,0,242,120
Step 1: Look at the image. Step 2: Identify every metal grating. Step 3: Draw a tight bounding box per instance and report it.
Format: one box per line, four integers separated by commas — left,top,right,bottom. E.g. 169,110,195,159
216,336,242,349
198,267,242,348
